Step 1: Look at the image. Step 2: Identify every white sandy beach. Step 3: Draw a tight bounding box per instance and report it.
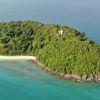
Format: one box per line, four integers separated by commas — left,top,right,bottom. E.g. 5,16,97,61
0,56,36,60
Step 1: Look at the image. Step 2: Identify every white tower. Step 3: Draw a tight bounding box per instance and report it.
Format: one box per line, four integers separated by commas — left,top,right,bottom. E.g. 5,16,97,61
58,29,63,35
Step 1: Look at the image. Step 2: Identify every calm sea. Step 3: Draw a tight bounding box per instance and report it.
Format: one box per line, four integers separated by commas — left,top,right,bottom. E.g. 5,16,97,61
0,0,100,42
0,60,100,100
0,0,100,99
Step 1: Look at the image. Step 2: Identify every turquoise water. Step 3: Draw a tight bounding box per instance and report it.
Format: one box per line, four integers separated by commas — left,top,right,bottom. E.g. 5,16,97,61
0,60,100,100
0,0,100,42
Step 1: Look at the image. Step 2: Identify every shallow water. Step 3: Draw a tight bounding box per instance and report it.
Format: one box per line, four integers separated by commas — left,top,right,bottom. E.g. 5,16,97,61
0,60,100,100
0,0,100,42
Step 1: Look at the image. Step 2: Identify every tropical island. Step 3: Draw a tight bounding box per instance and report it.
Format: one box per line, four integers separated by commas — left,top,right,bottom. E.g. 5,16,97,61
0,20,100,82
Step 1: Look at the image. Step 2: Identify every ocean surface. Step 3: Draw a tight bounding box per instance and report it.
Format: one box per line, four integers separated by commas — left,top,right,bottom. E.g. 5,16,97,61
0,60,100,100
0,0,100,42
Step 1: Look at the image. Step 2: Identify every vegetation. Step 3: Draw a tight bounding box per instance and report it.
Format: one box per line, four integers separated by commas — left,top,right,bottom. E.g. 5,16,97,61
0,20,100,77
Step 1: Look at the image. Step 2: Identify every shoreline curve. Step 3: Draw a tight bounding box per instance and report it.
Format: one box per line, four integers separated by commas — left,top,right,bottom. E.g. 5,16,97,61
0,56,100,83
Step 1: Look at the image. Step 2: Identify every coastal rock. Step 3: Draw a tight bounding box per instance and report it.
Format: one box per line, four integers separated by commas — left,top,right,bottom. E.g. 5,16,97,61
86,74,94,81
90,74,94,80
81,75,87,81
86,78,92,81
94,75,100,82
58,73,65,77
71,74,81,81
95,75,98,79
65,74,71,79
65,74,81,81
97,75,100,81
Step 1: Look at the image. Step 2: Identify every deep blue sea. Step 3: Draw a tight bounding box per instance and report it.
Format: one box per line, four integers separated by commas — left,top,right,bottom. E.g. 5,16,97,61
0,0,100,42
0,60,100,100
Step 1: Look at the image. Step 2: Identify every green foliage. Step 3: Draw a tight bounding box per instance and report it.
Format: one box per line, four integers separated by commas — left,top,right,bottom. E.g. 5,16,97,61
0,20,100,76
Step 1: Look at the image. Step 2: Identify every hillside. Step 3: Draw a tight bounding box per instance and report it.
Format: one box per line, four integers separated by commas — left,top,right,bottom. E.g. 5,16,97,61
0,21,100,81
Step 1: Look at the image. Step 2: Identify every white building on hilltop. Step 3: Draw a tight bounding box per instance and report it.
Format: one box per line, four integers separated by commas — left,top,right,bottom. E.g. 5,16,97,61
58,29,63,35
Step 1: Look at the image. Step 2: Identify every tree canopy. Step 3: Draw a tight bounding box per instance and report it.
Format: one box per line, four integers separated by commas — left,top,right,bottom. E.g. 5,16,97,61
0,20,100,76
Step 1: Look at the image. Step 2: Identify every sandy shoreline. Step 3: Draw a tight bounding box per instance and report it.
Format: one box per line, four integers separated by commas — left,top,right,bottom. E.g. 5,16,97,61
0,56,100,82
0,56,36,60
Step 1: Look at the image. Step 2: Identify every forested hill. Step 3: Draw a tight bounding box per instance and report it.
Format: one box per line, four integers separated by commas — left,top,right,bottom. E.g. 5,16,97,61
0,21,100,80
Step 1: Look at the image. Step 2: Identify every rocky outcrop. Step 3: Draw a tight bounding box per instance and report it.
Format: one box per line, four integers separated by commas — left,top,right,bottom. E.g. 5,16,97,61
30,59,100,83
97,75,100,81
65,74,71,79
95,75,100,82
71,74,81,81
81,75,87,81
64,74,100,82
86,74,94,81
64,74,81,81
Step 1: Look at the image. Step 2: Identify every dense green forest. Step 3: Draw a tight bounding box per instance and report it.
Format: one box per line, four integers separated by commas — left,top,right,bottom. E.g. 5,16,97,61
0,21,100,79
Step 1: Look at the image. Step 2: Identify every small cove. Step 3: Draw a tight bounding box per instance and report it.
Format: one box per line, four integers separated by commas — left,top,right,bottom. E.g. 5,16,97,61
0,60,100,100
